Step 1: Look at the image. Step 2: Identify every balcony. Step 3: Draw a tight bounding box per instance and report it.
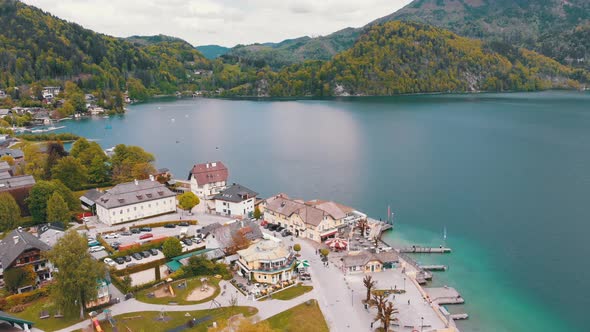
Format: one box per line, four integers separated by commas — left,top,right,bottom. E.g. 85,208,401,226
254,256,297,273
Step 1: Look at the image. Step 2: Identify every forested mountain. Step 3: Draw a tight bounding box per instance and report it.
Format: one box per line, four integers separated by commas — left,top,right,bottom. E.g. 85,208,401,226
222,28,360,69
219,0,590,71
223,22,587,97
0,1,210,98
125,35,185,46
195,45,231,59
373,0,590,69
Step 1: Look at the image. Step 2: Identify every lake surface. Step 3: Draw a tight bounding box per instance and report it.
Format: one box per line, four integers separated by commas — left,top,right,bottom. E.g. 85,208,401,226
55,91,590,331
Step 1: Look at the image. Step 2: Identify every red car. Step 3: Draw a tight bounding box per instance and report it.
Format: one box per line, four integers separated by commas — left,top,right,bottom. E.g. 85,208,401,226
139,233,153,240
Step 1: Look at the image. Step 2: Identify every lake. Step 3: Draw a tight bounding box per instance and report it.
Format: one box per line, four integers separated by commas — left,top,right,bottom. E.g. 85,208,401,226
55,91,590,331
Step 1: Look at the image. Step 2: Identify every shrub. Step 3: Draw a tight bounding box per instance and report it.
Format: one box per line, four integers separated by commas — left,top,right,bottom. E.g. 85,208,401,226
162,238,182,259
4,287,49,309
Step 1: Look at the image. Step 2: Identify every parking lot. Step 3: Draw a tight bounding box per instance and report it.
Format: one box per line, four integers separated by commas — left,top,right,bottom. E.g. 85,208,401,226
86,223,205,269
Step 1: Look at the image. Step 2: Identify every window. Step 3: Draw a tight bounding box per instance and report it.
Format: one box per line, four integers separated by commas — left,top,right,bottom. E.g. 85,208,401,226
112,212,115,216
127,208,129,212
148,204,151,208
134,207,137,211
120,210,123,214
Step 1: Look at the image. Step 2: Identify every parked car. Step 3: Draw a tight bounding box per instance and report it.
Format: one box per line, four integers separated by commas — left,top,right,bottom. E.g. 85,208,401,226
182,238,192,246
281,230,292,237
126,263,137,268
88,240,100,247
103,233,119,239
114,257,125,265
121,231,132,236
132,253,142,260
164,223,176,228
103,258,116,267
178,221,189,227
111,243,120,251
90,246,105,253
124,255,132,262
130,228,140,234
139,233,153,240
140,227,152,232
276,226,285,232
149,248,158,256
141,251,151,258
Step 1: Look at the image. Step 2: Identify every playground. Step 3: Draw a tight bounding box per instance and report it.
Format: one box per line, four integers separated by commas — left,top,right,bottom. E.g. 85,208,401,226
84,307,258,332
136,277,220,305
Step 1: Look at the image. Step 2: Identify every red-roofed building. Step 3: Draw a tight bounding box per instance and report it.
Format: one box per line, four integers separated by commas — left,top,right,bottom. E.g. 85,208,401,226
188,161,229,199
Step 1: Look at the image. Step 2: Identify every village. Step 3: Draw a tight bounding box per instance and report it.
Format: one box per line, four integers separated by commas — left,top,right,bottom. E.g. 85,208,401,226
0,152,467,332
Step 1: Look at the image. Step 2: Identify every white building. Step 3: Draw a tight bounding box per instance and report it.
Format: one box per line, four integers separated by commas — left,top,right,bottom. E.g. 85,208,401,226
42,86,60,99
0,90,6,99
188,161,228,199
95,178,177,226
213,183,258,217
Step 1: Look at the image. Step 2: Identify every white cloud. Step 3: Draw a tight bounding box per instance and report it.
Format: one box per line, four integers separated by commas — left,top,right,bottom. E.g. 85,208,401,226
22,0,411,47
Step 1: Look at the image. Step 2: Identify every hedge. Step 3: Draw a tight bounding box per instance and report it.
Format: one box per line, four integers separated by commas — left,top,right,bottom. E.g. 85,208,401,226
2,287,50,309
129,220,198,229
113,258,167,276
96,234,115,255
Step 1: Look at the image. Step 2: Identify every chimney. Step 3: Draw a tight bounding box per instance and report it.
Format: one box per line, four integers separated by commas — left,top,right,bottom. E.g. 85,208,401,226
134,179,139,185
206,163,209,169
13,235,19,244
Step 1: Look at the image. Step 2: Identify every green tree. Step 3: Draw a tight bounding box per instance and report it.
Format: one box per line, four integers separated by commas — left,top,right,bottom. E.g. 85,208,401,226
4,265,37,294
47,231,104,319
111,144,155,183
178,191,199,214
0,192,21,231
127,77,149,101
87,156,111,184
64,81,86,113
27,180,77,223
253,206,261,219
162,237,182,259
121,274,132,292
47,192,70,223
23,143,47,180
71,138,107,168
0,155,15,166
59,101,75,117
51,156,87,190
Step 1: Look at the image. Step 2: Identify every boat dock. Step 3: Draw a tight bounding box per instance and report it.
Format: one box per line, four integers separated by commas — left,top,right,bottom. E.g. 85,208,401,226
397,251,432,284
425,286,465,305
399,246,452,253
420,265,447,271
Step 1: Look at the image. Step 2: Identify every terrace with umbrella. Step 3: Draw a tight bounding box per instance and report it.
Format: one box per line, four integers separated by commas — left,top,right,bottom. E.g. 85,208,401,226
325,238,348,252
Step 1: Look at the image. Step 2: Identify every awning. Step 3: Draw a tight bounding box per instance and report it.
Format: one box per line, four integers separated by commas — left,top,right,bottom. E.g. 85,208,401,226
166,261,183,272
320,230,338,238
80,196,95,206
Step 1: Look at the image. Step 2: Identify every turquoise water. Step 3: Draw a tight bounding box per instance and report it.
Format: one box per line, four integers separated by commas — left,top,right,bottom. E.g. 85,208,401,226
54,91,590,331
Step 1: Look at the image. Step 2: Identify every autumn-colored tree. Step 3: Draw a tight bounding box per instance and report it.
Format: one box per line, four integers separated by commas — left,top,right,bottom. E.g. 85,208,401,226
253,206,261,219
226,231,250,255
356,218,369,237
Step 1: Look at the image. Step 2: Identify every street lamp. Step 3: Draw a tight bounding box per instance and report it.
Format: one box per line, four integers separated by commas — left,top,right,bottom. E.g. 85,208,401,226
421,317,424,332
351,289,354,306
403,277,406,291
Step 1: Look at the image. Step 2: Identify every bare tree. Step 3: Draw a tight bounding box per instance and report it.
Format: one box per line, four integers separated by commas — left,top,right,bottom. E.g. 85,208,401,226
363,275,376,302
356,218,369,237
372,293,387,319
377,301,399,332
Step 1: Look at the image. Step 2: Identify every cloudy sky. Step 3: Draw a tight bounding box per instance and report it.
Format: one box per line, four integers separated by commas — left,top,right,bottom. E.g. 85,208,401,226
22,0,411,47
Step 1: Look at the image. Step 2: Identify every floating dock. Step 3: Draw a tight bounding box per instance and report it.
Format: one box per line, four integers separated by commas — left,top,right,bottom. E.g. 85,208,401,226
420,265,448,271
450,313,469,320
399,246,452,253
425,286,465,305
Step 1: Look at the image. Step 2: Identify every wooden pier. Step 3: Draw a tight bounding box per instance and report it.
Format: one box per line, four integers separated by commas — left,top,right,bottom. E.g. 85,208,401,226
420,265,448,271
399,246,452,253
425,286,465,305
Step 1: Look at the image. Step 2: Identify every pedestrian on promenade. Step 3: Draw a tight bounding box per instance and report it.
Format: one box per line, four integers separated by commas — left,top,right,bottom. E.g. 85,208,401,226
408,299,411,305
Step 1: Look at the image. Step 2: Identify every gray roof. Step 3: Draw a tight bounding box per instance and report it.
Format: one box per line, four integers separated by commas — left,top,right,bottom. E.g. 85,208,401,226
95,179,176,209
0,175,36,190
0,148,24,159
81,189,105,206
211,220,263,249
0,229,51,269
342,251,399,268
0,162,10,173
213,183,258,203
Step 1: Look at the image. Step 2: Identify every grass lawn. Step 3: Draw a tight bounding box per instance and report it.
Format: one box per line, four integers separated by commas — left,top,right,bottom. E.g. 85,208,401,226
135,276,220,305
265,299,329,332
94,306,257,332
11,297,83,331
268,284,313,301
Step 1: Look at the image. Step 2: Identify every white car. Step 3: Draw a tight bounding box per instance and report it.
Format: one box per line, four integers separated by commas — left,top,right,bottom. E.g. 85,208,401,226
103,233,119,239
103,258,116,267
90,246,105,253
